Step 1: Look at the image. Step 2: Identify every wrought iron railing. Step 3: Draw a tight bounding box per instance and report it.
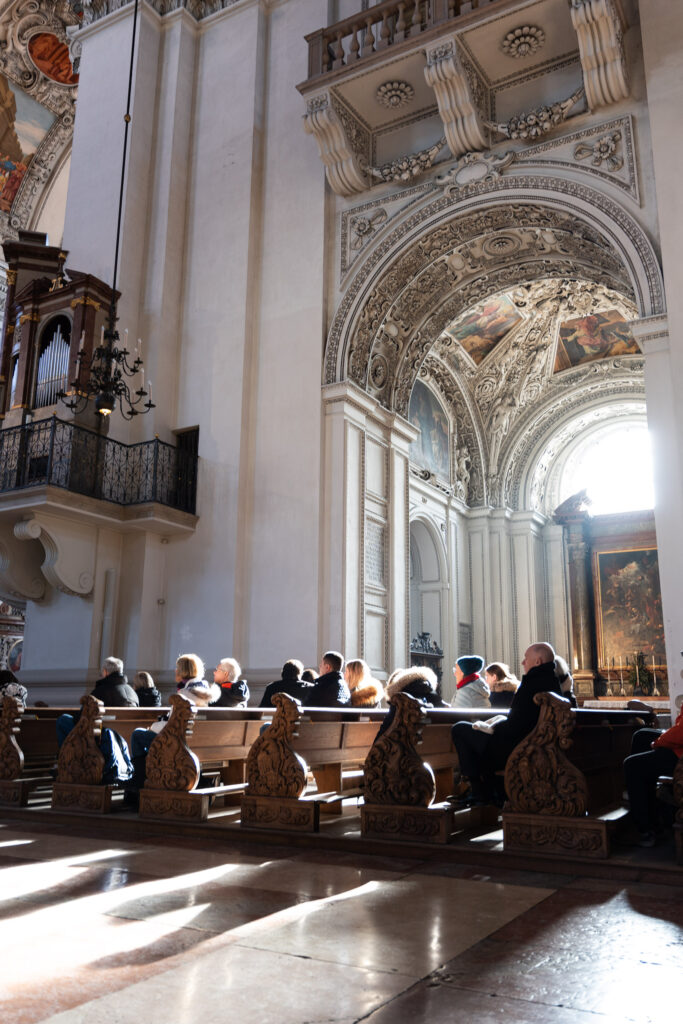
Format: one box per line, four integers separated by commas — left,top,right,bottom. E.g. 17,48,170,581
302,0,505,81
0,417,198,514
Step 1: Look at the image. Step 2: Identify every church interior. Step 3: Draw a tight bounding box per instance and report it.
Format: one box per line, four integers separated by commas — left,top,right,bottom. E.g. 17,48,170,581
0,0,682,1019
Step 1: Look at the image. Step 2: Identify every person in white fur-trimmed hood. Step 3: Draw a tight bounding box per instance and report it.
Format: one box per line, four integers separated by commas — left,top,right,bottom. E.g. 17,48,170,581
377,665,449,737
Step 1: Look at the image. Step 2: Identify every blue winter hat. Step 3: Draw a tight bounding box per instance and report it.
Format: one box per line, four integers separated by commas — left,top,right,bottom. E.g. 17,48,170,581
457,655,484,676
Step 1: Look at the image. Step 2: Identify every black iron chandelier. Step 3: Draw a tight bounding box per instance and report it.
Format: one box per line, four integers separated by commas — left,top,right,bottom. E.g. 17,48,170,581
59,0,153,421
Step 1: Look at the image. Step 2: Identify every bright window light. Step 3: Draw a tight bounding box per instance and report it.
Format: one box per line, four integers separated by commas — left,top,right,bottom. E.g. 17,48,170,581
560,423,654,515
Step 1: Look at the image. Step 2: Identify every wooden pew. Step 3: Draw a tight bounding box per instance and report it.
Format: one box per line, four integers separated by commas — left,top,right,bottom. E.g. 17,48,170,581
501,693,637,859
52,695,115,813
138,698,272,822
0,695,55,806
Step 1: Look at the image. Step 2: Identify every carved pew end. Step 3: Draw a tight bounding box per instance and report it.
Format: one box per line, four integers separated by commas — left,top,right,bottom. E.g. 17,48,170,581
361,801,455,844
0,775,54,807
139,782,248,823
502,807,630,860
52,781,115,814
241,793,321,832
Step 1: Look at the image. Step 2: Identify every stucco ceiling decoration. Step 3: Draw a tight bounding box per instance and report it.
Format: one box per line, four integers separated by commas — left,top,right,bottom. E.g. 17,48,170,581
413,276,639,509
0,0,79,238
375,80,414,110
501,25,546,59
348,203,632,416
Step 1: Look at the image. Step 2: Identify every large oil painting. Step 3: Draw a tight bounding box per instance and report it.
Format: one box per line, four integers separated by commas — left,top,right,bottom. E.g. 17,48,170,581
0,74,55,213
594,547,665,666
448,294,522,365
554,309,640,372
409,380,450,480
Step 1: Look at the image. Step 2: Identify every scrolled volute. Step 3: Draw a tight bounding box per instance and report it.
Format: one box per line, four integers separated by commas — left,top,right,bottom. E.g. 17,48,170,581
504,691,588,816
363,692,436,807
0,695,24,780
145,694,201,792
57,694,105,785
246,692,307,798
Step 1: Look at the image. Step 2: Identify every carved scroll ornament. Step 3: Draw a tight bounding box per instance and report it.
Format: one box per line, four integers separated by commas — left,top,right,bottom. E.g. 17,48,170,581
0,695,24,781
363,691,436,806
246,692,307,798
504,692,588,816
145,693,201,792
57,694,105,785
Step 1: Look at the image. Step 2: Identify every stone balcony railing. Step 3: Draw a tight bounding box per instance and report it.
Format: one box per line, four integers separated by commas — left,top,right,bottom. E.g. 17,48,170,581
302,0,505,83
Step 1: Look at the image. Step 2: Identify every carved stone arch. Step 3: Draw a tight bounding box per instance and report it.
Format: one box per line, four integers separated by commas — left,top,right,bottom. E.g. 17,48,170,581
325,176,664,416
499,360,646,512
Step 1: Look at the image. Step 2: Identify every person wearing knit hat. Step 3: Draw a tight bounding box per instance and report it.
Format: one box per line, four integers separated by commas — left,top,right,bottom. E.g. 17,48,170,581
451,654,491,708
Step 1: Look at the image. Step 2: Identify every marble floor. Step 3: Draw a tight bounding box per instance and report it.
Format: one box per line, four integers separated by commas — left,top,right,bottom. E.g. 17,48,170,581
1,821,682,1024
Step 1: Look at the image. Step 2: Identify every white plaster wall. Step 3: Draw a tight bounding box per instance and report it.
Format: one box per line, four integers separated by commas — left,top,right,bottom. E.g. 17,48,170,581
32,154,71,247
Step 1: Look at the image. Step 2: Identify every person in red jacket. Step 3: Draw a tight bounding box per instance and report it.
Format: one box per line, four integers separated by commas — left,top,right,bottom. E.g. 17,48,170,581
623,697,683,846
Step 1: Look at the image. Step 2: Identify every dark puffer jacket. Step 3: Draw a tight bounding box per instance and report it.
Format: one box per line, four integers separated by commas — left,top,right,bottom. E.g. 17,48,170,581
91,672,139,707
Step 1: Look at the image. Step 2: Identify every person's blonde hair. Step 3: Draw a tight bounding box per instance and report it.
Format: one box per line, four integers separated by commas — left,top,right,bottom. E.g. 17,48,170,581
218,657,241,682
134,671,155,689
176,653,204,682
345,658,369,689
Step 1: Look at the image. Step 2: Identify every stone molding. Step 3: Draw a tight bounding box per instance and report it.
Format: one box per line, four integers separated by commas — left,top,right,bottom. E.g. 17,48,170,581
75,0,242,25
423,36,487,159
0,524,46,604
569,0,629,110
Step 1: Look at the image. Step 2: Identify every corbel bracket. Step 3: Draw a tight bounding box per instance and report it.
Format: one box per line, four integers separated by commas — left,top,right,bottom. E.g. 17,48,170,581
303,92,369,197
424,36,487,158
570,0,629,110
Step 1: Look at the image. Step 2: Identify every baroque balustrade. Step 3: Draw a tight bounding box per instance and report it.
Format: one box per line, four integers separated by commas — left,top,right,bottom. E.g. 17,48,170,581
0,417,198,515
303,0,506,82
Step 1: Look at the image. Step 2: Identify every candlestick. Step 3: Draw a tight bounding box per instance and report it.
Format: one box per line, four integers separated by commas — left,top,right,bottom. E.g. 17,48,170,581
619,655,624,695
100,326,104,345
137,338,142,359
78,331,84,353
634,653,639,688
123,328,128,350
148,380,153,402
140,368,144,388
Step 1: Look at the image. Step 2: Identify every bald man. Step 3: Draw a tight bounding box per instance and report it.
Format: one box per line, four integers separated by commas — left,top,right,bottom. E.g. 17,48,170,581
451,641,562,805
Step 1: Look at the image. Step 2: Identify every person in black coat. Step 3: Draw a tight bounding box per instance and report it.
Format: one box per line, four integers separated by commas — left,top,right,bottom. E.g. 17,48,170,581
376,665,449,738
451,642,562,804
305,651,351,708
133,671,162,707
213,657,250,707
91,658,139,707
260,659,314,707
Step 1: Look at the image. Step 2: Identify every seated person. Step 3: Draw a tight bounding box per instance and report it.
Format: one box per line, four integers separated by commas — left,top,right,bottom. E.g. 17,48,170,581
213,657,250,707
260,659,314,707
451,642,561,805
56,656,138,748
92,657,139,707
485,662,520,709
554,655,577,708
0,669,28,708
345,658,385,708
305,651,351,708
622,694,683,846
301,668,318,682
377,665,449,737
451,655,490,708
126,654,220,795
133,671,162,707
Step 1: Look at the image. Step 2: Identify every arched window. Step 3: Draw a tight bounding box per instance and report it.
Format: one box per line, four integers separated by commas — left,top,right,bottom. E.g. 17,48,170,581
34,315,71,408
559,421,654,515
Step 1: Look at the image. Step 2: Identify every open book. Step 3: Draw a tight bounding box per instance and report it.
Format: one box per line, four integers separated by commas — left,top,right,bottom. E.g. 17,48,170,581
472,714,507,734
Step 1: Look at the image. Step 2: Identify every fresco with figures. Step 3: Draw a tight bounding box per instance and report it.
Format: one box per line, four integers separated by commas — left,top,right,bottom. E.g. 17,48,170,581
594,548,665,667
0,74,55,214
409,380,450,480
554,309,640,372
447,294,522,365
28,34,79,87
